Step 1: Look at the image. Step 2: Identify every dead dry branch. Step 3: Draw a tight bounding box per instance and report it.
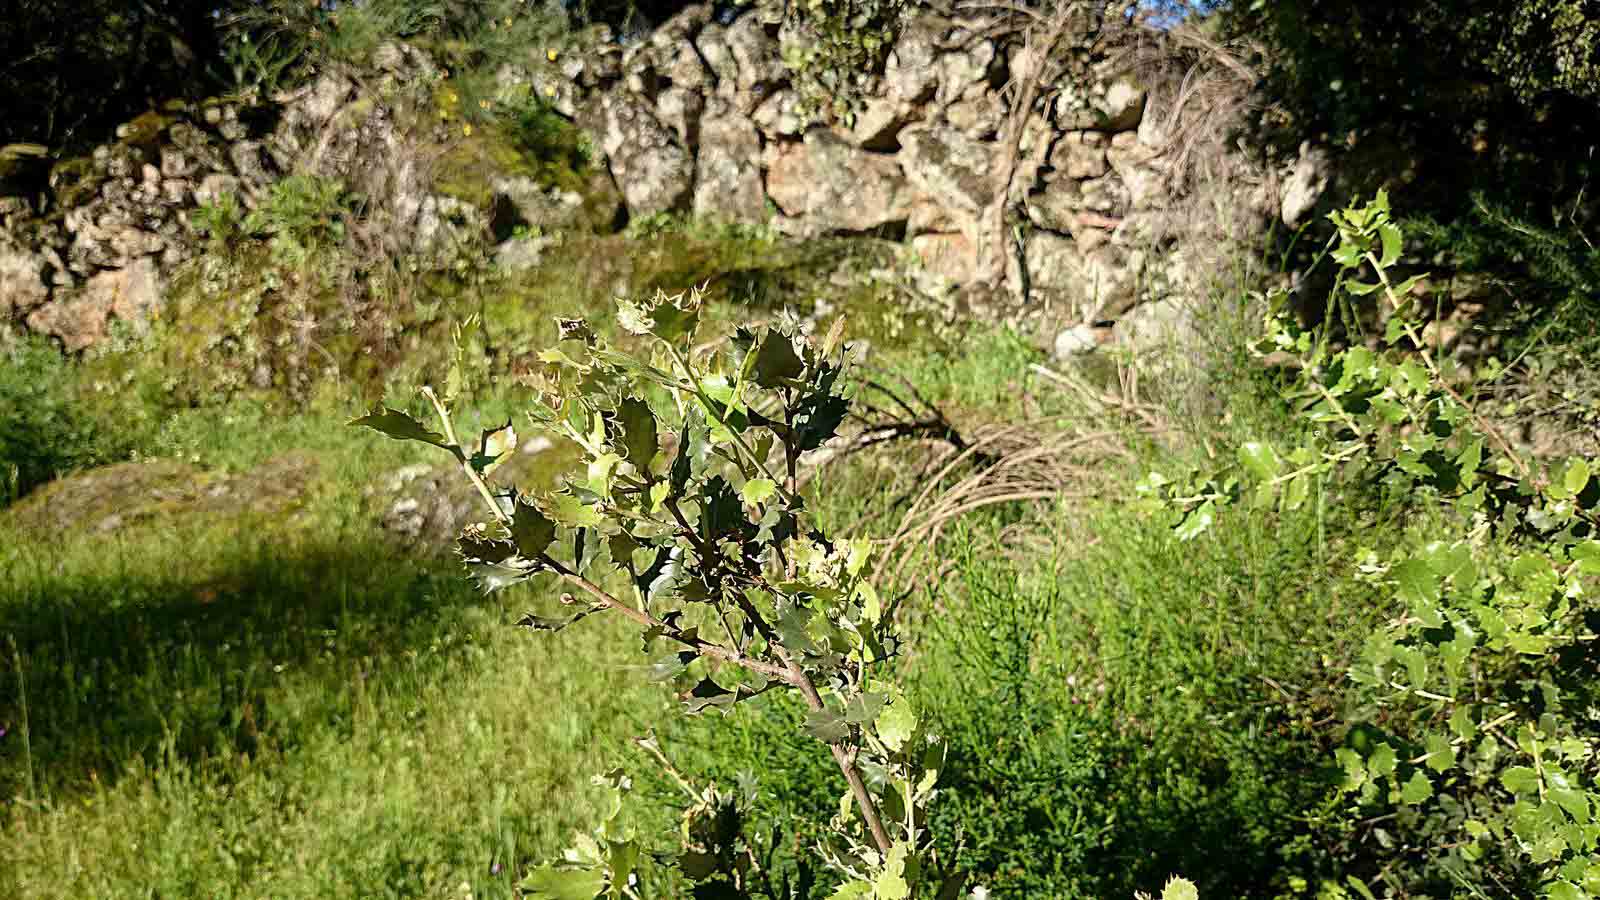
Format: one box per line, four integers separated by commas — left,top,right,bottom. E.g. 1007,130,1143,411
808,354,1171,592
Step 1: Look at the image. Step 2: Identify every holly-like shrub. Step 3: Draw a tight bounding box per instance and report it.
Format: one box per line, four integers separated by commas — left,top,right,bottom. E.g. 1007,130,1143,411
1143,193,1600,900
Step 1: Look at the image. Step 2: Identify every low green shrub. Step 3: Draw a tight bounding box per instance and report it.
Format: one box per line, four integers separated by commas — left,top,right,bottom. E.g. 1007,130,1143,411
0,335,116,503
1146,192,1600,899
675,480,1387,898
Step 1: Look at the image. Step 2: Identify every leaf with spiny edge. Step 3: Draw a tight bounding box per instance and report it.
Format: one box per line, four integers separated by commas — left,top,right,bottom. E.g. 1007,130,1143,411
472,420,517,475
804,708,850,743
511,494,558,558
350,405,449,449
750,329,805,388
457,531,538,593
517,606,602,632
615,397,659,469
618,288,701,342
683,677,739,714
555,317,597,344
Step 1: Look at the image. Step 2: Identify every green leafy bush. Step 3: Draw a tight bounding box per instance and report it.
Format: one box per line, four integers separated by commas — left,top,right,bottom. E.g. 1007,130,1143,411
1145,192,1600,899
782,0,908,124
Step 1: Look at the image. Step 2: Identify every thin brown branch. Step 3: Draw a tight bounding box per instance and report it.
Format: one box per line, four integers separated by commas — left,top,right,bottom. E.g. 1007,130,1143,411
539,554,796,684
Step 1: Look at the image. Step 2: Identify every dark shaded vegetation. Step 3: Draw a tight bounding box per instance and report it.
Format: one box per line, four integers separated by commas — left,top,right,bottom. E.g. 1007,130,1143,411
1228,0,1600,353
0,336,122,503
1,0,222,151
0,0,703,155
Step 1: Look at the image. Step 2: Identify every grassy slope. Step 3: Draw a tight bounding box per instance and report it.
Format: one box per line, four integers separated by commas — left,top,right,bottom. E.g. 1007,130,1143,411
0,392,667,898
0,197,946,898
0,181,1401,899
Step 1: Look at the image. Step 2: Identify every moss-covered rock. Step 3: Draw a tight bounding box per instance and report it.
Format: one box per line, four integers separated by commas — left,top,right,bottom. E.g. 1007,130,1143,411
1,452,319,536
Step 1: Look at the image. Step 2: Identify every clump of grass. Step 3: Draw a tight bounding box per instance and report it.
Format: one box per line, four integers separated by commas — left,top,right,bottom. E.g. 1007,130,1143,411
0,334,124,505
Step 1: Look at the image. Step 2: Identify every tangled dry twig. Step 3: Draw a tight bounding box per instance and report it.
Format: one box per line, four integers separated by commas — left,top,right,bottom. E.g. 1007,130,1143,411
809,356,1171,591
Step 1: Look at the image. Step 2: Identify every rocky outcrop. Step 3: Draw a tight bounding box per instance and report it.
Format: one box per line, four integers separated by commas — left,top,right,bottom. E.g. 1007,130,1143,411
595,92,693,216
526,1,1294,335
24,257,161,351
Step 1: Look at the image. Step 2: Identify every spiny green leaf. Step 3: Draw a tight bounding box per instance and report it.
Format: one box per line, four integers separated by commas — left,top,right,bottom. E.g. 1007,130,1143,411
547,491,604,528
1369,743,1398,777
876,698,918,753
1384,314,1409,345
1161,876,1200,900
873,841,911,900
521,863,606,900
741,478,777,505
474,420,518,474
616,397,658,469
1400,770,1433,804
1336,748,1367,791
683,677,738,715
1573,541,1600,575
512,496,558,558
1393,558,1441,606
1563,458,1590,497
1282,472,1312,511
555,317,597,344
1392,273,1427,298
1501,765,1541,795
1238,441,1281,481
1547,882,1585,900
636,545,677,601
804,708,850,743
700,476,746,541
457,532,536,593
775,598,818,654
1422,733,1456,773
618,291,700,342
844,692,888,725
350,405,449,448
1378,221,1403,268
793,393,850,453
517,606,602,632
1550,786,1589,821
1173,499,1216,541
751,330,805,388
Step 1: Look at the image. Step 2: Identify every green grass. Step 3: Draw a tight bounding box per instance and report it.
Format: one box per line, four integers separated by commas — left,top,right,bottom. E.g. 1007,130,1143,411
0,388,671,897
0,209,932,895
0,209,1419,899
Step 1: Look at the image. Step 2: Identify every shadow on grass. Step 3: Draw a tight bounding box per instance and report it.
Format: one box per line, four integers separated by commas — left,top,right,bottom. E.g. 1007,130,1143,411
0,521,511,800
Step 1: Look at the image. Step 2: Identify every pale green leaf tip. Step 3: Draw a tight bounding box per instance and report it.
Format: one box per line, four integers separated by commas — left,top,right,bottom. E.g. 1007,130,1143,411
1161,875,1199,900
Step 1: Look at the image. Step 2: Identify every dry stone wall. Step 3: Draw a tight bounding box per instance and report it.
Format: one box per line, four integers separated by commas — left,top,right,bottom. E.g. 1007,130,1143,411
520,2,1300,341
0,43,476,352
1,2,1320,355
